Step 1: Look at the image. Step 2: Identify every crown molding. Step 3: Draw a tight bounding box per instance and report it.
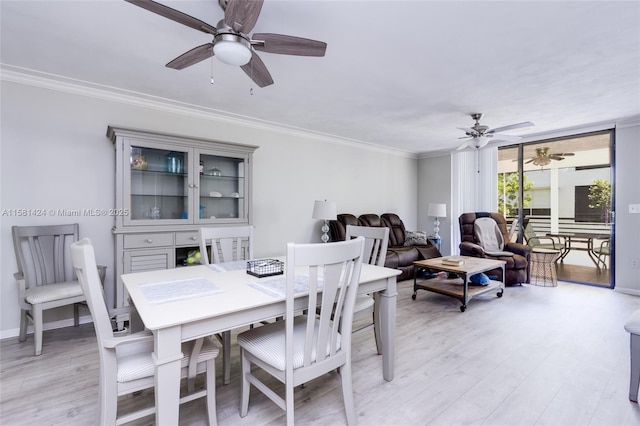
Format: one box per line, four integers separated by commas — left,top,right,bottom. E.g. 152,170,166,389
0,64,416,159
616,114,640,129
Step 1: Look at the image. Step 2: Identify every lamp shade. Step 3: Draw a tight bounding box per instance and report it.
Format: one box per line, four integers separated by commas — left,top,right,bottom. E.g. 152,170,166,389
312,200,337,220
427,203,447,218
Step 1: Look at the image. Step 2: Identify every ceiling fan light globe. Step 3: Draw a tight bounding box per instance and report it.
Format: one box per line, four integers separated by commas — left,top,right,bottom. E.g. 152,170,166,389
213,40,251,65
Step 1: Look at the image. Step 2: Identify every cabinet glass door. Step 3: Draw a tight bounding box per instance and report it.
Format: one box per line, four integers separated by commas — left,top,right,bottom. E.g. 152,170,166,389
197,151,247,223
125,141,190,225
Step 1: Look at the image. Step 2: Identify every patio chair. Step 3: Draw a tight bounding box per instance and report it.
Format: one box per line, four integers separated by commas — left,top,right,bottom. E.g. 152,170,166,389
523,221,561,250
593,238,610,270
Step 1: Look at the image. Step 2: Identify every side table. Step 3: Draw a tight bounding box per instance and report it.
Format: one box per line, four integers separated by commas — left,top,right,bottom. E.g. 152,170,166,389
428,236,441,252
530,248,561,287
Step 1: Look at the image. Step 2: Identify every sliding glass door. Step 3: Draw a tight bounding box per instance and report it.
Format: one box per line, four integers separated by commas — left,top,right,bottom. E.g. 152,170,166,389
498,131,614,287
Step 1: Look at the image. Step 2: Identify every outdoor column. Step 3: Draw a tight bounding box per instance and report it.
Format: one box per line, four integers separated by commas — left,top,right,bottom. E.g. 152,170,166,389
550,167,560,233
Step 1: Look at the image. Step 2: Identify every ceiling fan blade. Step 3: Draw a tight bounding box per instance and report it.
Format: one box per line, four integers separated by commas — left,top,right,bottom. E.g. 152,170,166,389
487,121,535,134
166,44,213,70
240,51,274,87
525,158,535,164
556,152,575,156
224,0,264,33
457,127,478,137
490,133,522,142
456,141,471,151
125,0,217,35
252,33,327,56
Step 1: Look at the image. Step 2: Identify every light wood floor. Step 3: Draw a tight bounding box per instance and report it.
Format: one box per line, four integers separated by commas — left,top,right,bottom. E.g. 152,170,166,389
2,279,640,425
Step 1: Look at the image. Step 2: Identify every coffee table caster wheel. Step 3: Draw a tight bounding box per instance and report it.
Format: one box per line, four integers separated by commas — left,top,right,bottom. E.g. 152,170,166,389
497,291,503,298
460,305,466,312
412,293,417,300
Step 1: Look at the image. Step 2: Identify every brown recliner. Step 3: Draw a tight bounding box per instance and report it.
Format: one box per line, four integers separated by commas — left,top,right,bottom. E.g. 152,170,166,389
459,212,531,285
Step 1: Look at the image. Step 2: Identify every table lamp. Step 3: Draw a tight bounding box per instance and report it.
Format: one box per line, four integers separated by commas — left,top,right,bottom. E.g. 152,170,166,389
312,200,337,243
427,203,447,239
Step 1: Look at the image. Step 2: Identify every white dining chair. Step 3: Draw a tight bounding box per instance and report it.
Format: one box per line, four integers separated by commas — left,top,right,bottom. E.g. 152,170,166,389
237,237,365,426
199,225,254,385
11,224,106,356
71,238,219,425
345,224,389,354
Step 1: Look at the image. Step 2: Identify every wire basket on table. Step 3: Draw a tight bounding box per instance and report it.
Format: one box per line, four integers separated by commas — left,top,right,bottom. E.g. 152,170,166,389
246,259,284,278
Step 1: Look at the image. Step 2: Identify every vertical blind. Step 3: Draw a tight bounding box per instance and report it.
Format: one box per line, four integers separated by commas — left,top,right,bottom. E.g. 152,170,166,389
450,146,498,252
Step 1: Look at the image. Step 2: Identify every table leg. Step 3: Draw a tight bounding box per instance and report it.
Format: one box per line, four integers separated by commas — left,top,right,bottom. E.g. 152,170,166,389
412,266,420,300
153,326,183,426
461,273,469,312
586,238,602,269
377,276,397,381
373,292,382,355
557,237,570,262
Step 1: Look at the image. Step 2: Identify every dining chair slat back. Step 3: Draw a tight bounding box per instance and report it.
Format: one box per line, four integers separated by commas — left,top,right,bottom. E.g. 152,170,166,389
198,225,254,385
345,225,389,353
237,237,365,426
346,225,388,266
199,225,254,265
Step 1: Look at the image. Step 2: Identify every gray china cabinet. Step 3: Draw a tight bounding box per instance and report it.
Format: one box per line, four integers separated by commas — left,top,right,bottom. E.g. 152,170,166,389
107,126,257,310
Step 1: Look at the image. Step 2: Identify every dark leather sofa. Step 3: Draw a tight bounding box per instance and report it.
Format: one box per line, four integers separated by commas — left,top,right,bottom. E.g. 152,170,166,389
329,213,441,281
459,212,531,285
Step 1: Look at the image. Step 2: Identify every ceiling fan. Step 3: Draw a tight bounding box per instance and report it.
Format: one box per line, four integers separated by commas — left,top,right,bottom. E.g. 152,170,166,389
456,113,535,150
125,0,327,87
526,147,575,167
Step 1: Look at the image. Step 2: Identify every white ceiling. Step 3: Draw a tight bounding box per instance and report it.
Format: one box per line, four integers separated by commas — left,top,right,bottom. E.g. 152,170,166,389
2,1,639,156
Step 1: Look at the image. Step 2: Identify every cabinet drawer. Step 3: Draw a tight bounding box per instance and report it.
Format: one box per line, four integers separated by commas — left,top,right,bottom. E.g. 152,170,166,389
124,233,174,249
176,231,200,246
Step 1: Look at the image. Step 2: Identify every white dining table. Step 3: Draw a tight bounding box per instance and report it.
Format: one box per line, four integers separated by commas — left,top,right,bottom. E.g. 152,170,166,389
122,259,401,425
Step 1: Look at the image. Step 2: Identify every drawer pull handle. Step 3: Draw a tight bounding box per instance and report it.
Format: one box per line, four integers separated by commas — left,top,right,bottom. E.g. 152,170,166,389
146,239,153,243
191,237,197,241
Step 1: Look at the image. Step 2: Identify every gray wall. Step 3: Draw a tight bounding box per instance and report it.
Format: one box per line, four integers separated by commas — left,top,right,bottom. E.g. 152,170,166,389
614,122,640,295
0,80,418,338
417,154,452,255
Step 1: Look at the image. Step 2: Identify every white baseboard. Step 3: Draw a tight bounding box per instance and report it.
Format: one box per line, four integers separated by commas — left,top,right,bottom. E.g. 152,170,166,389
615,287,640,297
0,315,94,340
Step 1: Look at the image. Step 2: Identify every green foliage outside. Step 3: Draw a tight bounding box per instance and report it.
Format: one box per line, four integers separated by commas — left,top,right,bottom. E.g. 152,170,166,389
588,179,611,221
498,172,534,216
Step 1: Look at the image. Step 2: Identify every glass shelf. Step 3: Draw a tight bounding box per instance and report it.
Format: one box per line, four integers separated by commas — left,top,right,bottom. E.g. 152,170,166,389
131,169,187,177
200,174,244,181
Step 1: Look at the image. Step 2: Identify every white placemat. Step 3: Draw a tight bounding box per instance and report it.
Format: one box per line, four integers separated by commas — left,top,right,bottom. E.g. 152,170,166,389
140,277,223,304
248,275,323,298
207,260,247,272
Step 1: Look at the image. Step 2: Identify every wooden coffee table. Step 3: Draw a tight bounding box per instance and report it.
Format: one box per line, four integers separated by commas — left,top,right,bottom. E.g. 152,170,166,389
413,256,506,312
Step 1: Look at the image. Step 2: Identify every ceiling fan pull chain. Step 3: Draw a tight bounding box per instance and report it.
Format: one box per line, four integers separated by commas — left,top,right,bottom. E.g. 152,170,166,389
249,60,254,95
